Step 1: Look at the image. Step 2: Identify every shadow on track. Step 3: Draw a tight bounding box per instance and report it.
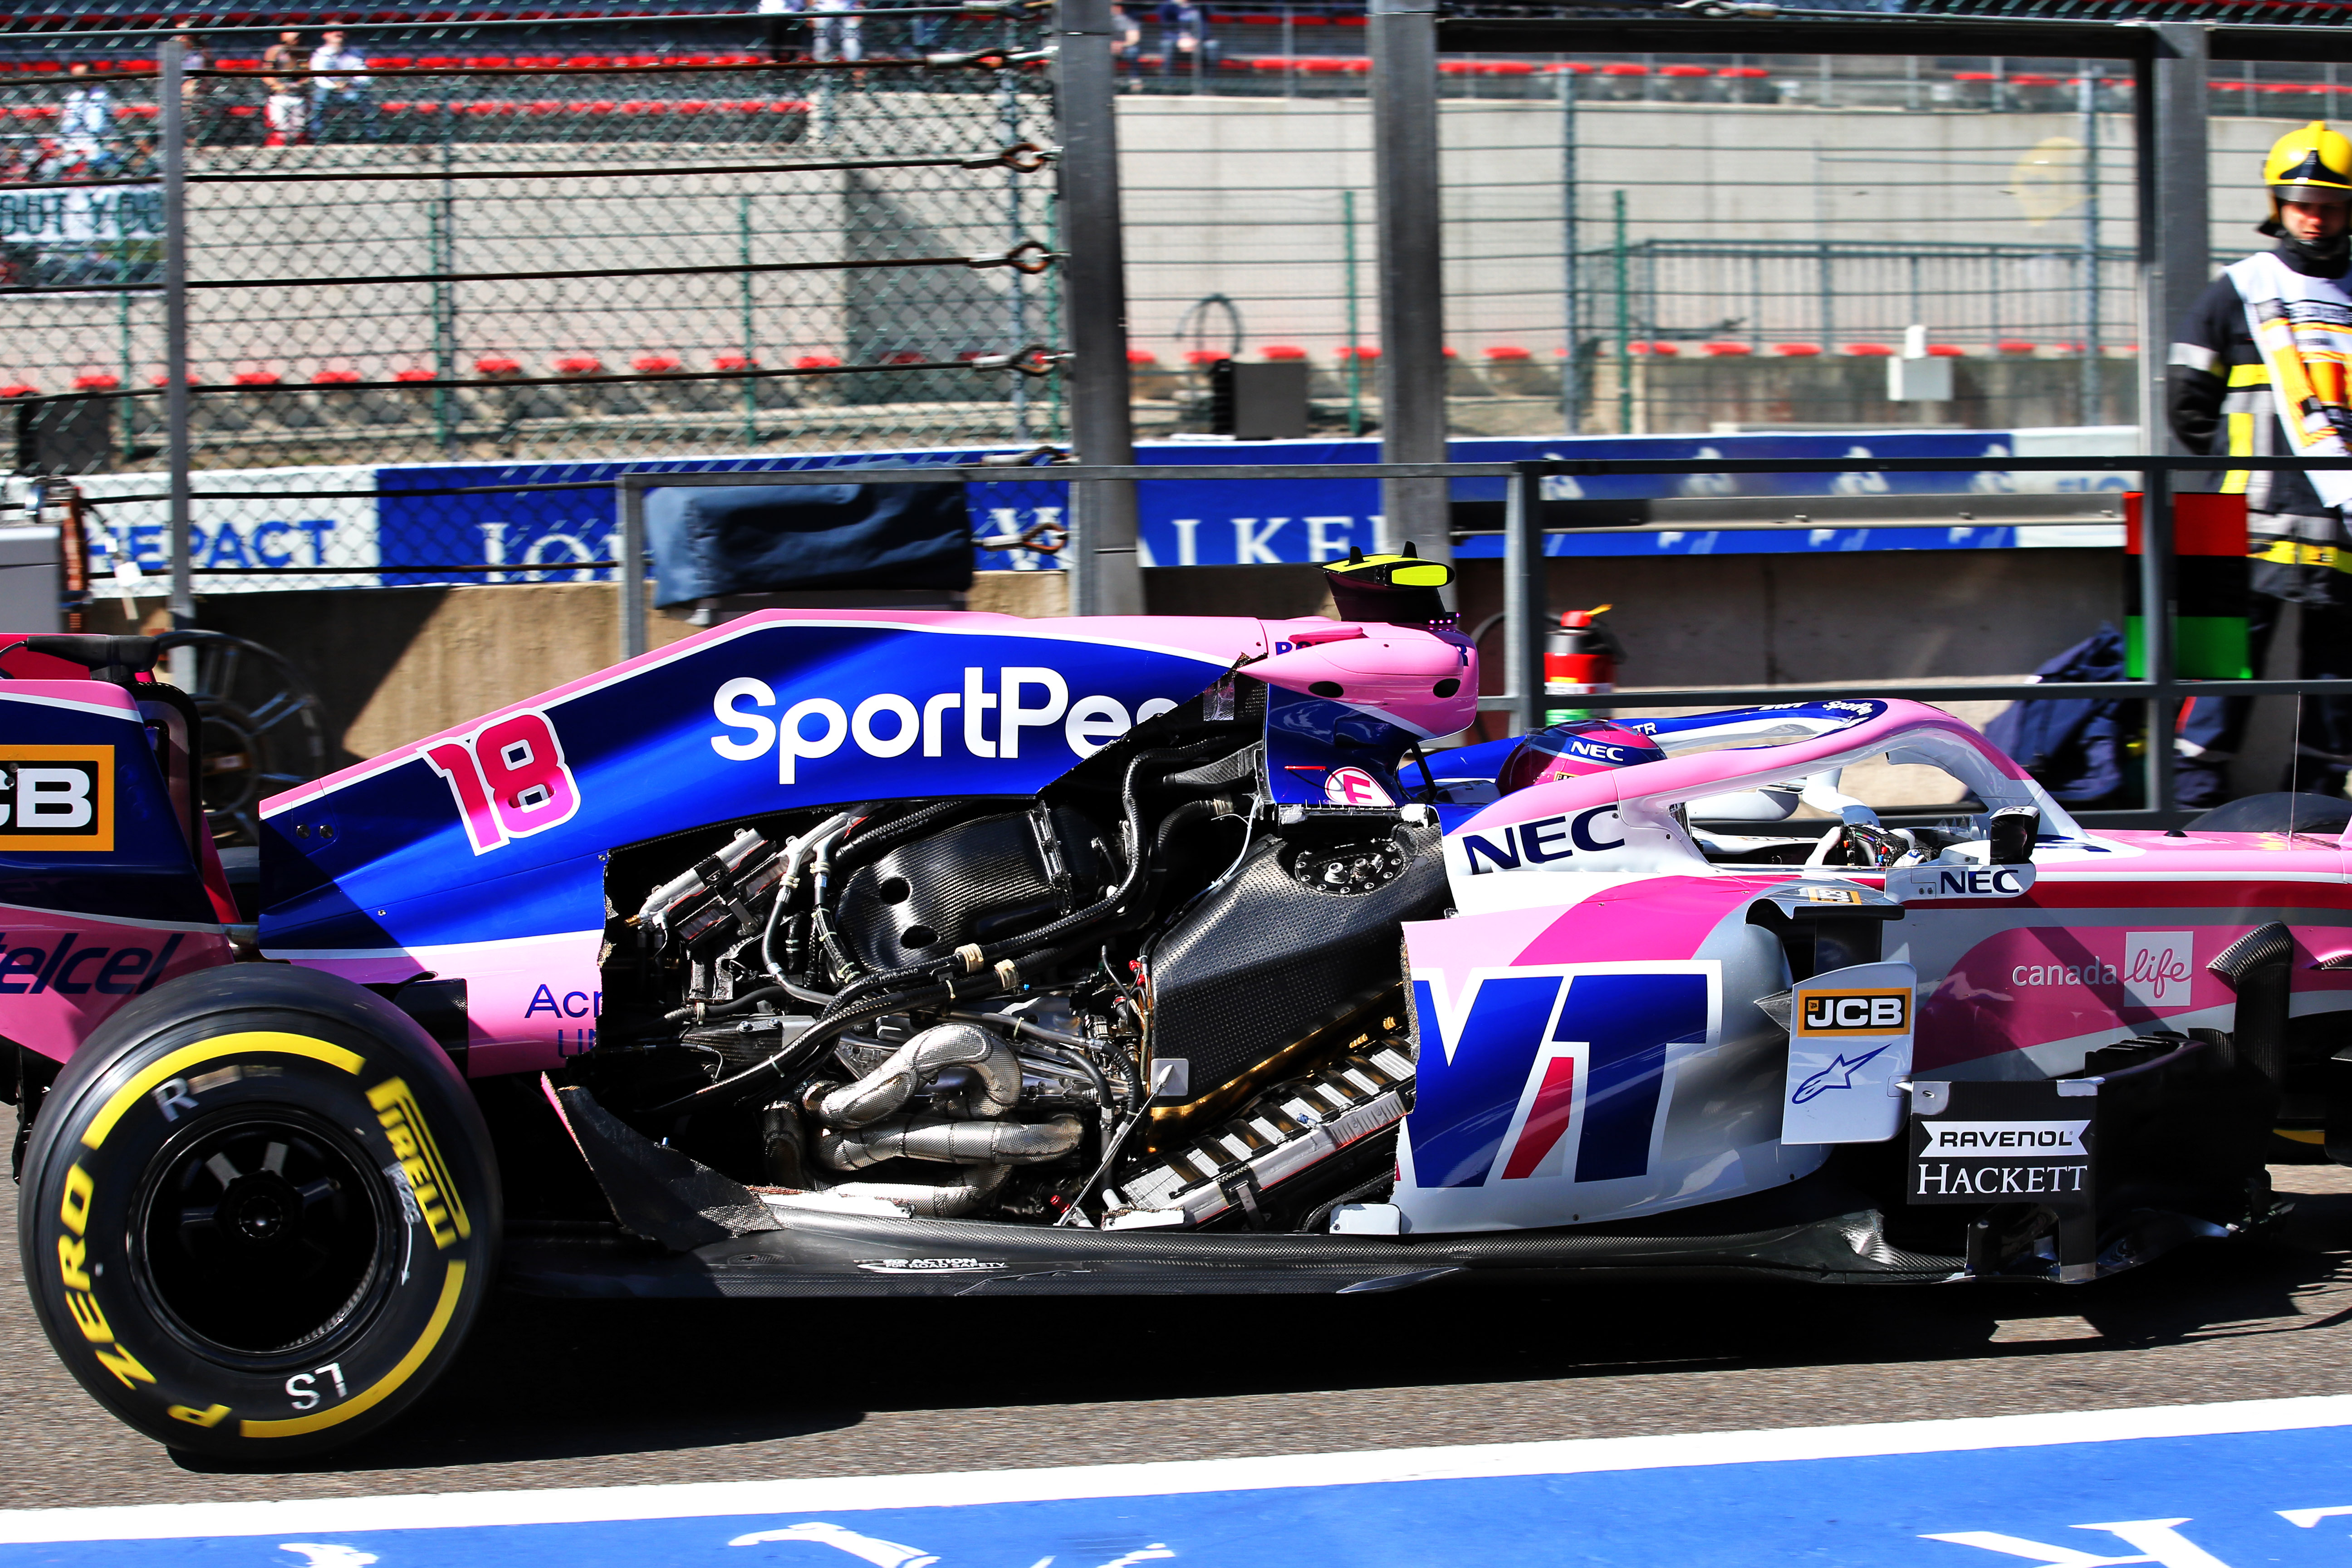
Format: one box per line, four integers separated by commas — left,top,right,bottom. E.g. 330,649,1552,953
181,1183,2352,1477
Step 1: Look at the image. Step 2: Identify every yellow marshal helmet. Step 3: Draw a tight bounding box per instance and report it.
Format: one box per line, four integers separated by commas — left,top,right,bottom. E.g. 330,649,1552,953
2266,121,2352,205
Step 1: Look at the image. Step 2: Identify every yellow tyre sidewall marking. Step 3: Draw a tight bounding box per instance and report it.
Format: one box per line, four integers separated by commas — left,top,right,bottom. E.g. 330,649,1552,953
240,1261,468,1439
81,1033,366,1150
67,1027,469,1441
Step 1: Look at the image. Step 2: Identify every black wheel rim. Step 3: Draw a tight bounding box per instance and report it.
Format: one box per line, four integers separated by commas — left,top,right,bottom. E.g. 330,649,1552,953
133,1109,395,1363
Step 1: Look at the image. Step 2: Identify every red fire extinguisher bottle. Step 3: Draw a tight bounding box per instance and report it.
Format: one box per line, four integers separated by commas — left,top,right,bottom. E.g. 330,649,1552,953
1544,605,1622,725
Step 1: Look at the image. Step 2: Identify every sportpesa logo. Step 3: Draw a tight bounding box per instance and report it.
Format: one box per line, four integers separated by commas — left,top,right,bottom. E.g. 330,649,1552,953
710,668,1187,783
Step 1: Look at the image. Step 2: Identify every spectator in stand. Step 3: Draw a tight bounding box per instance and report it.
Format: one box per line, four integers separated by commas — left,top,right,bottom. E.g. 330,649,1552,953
309,29,374,142
813,0,863,63
1154,0,1213,77
760,0,810,62
1111,2,1142,83
175,32,224,149
58,63,114,172
877,0,943,54
260,29,307,147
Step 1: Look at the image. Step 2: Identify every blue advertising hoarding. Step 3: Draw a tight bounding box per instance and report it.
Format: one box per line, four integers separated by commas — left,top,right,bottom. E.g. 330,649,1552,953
58,427,2133,594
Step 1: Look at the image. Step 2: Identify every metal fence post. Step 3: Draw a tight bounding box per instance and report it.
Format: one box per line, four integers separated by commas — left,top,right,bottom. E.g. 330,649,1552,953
2138,24,2208,461
1054,0,1143,617
1369,0,1450,578
1503,461,1546,735
739,194,760,447
1559,66,1579,437
618,476,647,661
1343,188,1364,438
1612,190,1631,434
161,36,194,638
2078,61,2103,424
2141,462,2178,814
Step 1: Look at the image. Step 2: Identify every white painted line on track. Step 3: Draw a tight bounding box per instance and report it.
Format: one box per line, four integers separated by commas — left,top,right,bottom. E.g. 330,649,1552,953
4,1394,2352,1544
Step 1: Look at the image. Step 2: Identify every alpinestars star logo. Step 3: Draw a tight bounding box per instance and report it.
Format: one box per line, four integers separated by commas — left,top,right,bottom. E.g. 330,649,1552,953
1791,1045,1891,1104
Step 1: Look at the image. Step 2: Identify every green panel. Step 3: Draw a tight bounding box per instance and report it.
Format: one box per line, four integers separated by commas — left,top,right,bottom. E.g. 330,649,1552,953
2125,616,2252,681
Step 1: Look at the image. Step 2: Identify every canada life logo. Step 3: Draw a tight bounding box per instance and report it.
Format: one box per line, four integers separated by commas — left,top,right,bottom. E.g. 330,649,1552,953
2122,930,2194,1009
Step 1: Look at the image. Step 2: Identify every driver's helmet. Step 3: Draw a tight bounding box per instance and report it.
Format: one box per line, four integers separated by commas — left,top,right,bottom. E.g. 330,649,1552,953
1496,718,1667,794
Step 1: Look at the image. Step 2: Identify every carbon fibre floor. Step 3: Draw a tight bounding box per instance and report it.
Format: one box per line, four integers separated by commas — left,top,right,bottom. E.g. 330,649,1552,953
5,1102,2352,1513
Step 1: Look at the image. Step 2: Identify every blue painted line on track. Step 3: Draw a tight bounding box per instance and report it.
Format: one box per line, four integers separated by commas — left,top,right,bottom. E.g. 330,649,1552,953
10,1401,2352,1568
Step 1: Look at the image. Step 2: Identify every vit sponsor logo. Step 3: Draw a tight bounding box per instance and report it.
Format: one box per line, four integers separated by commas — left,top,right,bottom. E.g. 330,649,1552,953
1885,865,2034,902
1458,806,1627,873
368,1078,470,1249
2123,930,2194,1008
0,745,113,852
1919,1120,2090,1156
711,668,1183,784
1795,989,1911,1036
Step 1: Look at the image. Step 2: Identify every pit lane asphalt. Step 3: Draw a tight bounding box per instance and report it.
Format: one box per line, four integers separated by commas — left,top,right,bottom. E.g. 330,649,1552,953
7,1097,2352,1512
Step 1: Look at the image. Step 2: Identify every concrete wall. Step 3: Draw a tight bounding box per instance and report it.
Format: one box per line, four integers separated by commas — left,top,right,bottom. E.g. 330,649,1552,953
134,549,2112,768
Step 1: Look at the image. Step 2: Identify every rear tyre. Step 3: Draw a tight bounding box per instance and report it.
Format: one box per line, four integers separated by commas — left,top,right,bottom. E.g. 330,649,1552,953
18,965,499,1459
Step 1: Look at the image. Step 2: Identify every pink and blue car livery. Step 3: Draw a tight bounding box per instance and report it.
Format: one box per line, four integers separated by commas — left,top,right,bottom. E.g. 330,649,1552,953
5,610,2341,1239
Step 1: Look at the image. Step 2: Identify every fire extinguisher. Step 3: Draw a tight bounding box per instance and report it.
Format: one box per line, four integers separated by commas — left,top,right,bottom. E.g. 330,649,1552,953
1544,604,1623,725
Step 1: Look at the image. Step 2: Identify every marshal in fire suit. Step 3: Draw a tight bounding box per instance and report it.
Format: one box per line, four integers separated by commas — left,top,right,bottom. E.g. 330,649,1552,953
2169,121,2352,804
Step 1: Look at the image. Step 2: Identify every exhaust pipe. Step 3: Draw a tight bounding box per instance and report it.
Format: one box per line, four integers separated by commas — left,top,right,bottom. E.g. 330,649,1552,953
813,1022,1022,1129
828,1163,1012,1219
816,1112,1086,1171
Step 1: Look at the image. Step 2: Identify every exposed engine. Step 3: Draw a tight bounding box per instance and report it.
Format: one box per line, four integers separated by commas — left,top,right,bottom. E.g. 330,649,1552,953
578,692,1449,1230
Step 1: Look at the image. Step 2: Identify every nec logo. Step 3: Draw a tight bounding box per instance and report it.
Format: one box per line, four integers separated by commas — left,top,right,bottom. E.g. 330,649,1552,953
1885,864,2034,902
1796,989,1910,1036
1559,738,1639,765
0,746,113,853
1458,806,1625,873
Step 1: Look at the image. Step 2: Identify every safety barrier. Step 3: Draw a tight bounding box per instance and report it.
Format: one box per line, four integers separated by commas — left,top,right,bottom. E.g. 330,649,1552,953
599,453,2352,823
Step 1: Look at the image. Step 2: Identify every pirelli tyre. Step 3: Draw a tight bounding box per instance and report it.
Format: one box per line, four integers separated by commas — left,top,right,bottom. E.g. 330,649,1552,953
17,964,499,1458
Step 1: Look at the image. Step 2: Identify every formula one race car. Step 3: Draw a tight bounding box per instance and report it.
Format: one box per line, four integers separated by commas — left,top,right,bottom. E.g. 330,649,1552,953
4,549,2340,1457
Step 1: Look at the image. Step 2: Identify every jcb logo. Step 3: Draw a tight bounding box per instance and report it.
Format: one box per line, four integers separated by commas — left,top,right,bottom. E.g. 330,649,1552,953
0,746,112,853
1797,989,1911,1036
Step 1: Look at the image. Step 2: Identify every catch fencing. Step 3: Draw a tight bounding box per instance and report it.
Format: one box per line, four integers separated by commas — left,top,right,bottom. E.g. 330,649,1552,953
3,12,1065,593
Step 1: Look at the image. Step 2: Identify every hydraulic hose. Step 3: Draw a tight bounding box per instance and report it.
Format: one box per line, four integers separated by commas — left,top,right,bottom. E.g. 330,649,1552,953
945,739,1238,973
813,738,1235,1015
641,980,957,1117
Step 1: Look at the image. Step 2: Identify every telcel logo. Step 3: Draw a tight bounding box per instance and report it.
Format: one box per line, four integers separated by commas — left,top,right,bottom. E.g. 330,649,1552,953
1796,989,1911,1036
711,668,1182,783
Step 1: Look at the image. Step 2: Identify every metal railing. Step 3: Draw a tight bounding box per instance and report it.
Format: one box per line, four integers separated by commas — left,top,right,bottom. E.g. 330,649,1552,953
617,453,2352,822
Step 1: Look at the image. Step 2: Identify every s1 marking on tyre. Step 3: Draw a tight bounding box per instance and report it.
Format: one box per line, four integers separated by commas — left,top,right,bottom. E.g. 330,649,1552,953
237,1261,468,1439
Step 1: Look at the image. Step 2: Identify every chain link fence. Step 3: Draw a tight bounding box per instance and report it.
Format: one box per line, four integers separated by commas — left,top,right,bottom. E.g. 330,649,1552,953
5,12,1064,593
